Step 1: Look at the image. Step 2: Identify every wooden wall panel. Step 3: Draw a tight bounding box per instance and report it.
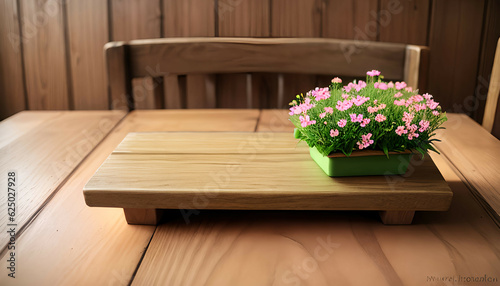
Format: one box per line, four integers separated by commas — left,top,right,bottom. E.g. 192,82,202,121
218,0,270,108
0,0,26,120
164,0,216,108
111,0,162,109
272,0,321,108
21,0,69,110
475,0,500,123
428,0,485,114
322,0,377,40
379,0,430,45
67,0,108,110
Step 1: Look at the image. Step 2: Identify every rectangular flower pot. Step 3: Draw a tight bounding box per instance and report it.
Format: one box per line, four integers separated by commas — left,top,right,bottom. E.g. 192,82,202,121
309,147,414,177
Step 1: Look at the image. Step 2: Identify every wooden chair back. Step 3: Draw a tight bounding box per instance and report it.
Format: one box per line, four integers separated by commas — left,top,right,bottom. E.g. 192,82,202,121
483,37,500,138
104,37,429,110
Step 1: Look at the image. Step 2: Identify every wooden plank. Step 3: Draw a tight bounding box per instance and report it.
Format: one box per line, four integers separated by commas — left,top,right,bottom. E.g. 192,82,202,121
482,37,500,134
124,208,163,225
164,0,215,108
127,38,407,79
256,109,293,132
131,148,500,285
379,0,430,45
271,0,321,37
84,132,451,212
404,45,429,91
164,75,182,108
475,0,500,123
435,113,500,224
21,0,69,110
0,0,26,120
106,43,132,110
0,110,126,252
427,0,485,113
0,111,63,149
217,0,269,108
111,0,162,109
66,0,108,110
322,0,377,40
0,110,259,285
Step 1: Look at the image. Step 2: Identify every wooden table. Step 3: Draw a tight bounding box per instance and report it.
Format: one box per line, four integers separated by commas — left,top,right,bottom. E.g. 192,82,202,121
1,109,500,286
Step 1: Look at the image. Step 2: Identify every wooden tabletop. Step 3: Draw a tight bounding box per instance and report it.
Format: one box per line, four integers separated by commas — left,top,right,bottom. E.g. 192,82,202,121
1,109,499,286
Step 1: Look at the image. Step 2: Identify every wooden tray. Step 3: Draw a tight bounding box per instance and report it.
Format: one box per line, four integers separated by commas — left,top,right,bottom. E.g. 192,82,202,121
84,132,452,225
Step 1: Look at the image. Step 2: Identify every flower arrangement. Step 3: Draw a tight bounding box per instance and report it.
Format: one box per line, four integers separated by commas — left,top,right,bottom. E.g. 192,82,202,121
289,70,447,157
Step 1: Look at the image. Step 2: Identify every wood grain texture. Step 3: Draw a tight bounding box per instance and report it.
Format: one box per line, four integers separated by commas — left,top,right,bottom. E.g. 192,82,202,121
106,43,132,110
379,0,430,45
272,0,321,37
0,109,258,285
482,37,500,134
111,0,162,109
0,0,26,120
256,109,294,132
163,0,216,109
84,132,452,212
435,113,500,224
427,0,485,113
126,38,408,79
124,208,163,225
404,45,429,90
322,0,377,40
475,0,500,123
21,0,69,110
66,0,108,110
0,111,126,252
131,151,500,285
218,0,270,108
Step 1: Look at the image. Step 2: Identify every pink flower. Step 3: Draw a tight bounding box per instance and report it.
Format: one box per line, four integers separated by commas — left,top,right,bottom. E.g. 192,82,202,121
289,97,314,115
330,129,339,137
324,107,334,114
427,100,439,110
344,81,367,92
319,112,326,119
375,114,386,122
395,81,407,90
324,121,328,125
350,113,363,123
432,110,440,116
332,77,342,83
341,93,350,99
412,95,424,102
388,82,394,88
408,124,418,133
367,106,378,113
394,99,405,106
299,115,316,127
403,112,414,126
408,132,419,140
367,70,381,77
352,95,370,106
378,103,386,109
360,118,371,127
374,82,388,90
419,120,430,132
405,98,414,107
337,119,347,127
312,87,330,101
336,99,353,111
394,92,403,98
395,126,408,136
414,103,426,112
423,93,433,100
357,133,374,149
405,87,413,92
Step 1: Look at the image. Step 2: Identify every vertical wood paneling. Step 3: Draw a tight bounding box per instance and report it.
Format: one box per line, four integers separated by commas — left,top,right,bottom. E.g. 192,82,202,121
322,0,377,40
218,0,270,108
272,0,321,107
379,0,430,45
428,0,485,114
67,0,108,110
111,0,162,109
21,0,69,110
475,0,500,123
164,0,216,108
0,0,26,119
272,0,322,37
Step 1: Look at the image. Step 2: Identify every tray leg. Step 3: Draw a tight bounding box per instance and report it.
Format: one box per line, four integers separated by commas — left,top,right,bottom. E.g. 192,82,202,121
379,210,415,224
123,208,163,225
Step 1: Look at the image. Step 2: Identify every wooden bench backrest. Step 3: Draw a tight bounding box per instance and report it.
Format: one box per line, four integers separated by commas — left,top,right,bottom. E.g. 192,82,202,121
105,37,429,110
483,37,500,138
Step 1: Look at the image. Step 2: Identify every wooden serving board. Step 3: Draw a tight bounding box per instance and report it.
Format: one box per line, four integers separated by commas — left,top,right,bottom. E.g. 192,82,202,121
84,132,452,225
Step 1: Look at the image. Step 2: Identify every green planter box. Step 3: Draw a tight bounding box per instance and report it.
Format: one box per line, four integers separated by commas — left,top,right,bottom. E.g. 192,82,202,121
309,146,413,177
